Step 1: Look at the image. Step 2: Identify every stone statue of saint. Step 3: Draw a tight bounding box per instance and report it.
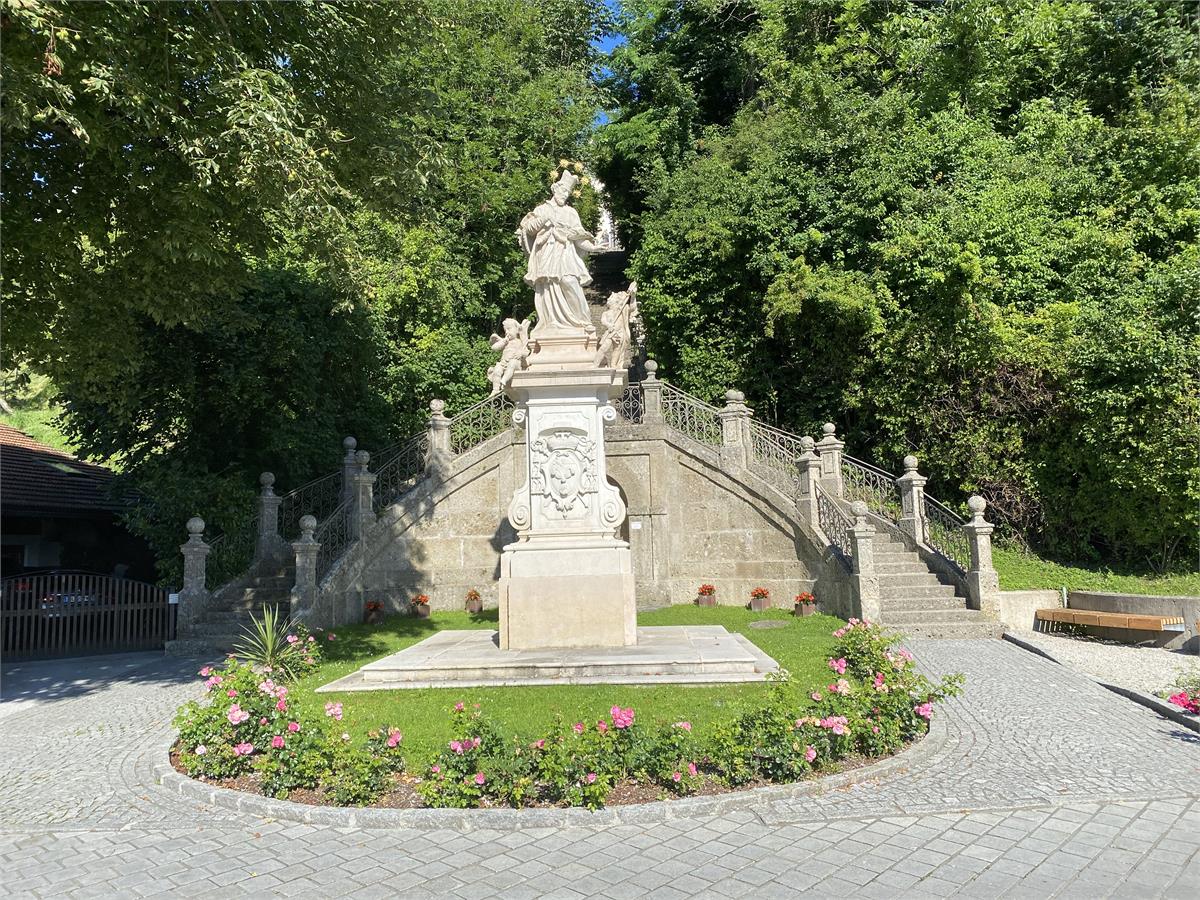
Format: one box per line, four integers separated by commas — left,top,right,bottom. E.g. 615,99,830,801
594,282,639,369
518,170,596,336
487,317,531,395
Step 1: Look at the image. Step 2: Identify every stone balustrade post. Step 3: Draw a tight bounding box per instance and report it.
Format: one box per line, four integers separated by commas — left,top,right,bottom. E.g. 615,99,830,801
717,389,752,469
177,516,211,637
815,423,845,498
349,449,376,539
255,472,284,563
640,360,663,422
848,501,882,622
340,436,358,502
425,399,453,484
963,495,1001,619
291,514,319,620
795,436,822,525
896,455,928,545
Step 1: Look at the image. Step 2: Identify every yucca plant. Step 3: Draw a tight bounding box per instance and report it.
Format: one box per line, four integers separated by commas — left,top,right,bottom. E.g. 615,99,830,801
233,605,309,681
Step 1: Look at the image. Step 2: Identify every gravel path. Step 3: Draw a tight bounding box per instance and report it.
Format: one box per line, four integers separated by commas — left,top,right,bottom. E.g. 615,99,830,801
1011,629,1200,697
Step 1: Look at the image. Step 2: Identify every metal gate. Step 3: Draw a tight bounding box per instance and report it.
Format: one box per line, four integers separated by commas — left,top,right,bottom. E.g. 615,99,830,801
1,573,176,660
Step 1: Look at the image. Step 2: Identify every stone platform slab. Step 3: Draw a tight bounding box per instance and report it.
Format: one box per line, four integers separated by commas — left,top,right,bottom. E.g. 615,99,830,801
316,625,779,691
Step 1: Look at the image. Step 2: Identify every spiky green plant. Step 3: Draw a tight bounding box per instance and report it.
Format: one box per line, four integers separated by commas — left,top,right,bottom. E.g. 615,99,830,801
232,605,307,681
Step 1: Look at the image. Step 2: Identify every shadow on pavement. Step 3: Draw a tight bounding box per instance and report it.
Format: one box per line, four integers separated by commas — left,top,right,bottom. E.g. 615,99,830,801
0,651,206,708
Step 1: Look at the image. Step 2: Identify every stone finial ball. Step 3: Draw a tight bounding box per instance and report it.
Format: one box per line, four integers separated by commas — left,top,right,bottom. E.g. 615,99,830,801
725,389,745,403
343,436,358,452
903,455,919,472
822,422,837,436
800,436,815,451
355,450,370,465
967,495,987,515
299,514,318,532
430,399,446,413
643,359,658,376
851,500,869,517
259,471,275,488
186,516,205,535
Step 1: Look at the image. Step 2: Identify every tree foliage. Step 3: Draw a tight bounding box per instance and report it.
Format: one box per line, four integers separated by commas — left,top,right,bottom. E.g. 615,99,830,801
600,0,1199,569
2,0,608,579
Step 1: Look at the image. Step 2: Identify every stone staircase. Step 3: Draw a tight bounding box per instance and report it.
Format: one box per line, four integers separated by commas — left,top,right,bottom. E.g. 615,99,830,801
872,531,999,638
169,564,294,654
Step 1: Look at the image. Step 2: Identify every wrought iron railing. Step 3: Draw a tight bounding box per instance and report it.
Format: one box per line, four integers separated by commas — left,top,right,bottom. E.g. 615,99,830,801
315,499,353,583
842,456,901,522
450,393,516,455
660,383,723,446
747,420,808,495
815,484,853,565
205,515,258,588
373,433,429,513
923,496,970,574
278,470,342,540
613,382,644,423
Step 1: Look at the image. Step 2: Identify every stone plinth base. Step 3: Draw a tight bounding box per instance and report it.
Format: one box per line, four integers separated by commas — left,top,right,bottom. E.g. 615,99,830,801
499,541,636,649
315,626,779,691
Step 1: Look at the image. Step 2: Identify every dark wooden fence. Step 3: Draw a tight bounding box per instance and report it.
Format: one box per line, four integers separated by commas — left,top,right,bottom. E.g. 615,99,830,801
1,573,175,660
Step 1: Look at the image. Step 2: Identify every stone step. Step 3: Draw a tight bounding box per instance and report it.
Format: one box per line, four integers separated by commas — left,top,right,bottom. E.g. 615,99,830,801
880,594,972,613
877,572,949,588
879,583,960,600
875,560,932,574
881,608,985,625
890,621,1004,640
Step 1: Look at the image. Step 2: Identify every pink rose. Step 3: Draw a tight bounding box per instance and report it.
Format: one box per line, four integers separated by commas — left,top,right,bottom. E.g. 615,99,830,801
450,741,464,755
532,739,545,750
286,634,298,644
572,722,585,734
672,771,682,782
386,732,402,748
324,702,343,721
454,702,465,712
259,717,268,725
431,765,440,774
226,705,250,726
226,689,238,697
673,721,692,731
232,742,254,757
474,772,486,785
596,720,608,733
811,692,822,702
805,745,816,763
287,721,300,733
271,736,285,749
828,657,847,675
915,702,933,720
194,744,207,756
327,633,336,641
687,762,698,777
198,667,212,677
308,636,315,643
276,700,287,712
586,772,597,784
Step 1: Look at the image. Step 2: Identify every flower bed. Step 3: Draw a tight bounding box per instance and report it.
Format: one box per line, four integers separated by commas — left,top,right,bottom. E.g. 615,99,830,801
172,619,962,809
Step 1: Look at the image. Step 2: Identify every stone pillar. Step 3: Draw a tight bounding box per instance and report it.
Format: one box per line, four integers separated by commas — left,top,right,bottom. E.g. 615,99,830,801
499,366,635,650
640,360,663,422
896,455,928,545
816,422,845,498
291,515,319,620
340,436,358,502
848,501,882,623
425,399,452,483
963,495,1001,619
348,450,376,539
795,436,822,525
177,516,211,637
255,472,284,563
717,390,752,469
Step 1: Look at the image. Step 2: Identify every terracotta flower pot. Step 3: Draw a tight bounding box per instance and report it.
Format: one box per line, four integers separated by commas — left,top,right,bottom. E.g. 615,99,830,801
696,595,717,607
465,598,483,614
794,602,817,618
364,607,385,625
412,604,430,619
749,597,771,612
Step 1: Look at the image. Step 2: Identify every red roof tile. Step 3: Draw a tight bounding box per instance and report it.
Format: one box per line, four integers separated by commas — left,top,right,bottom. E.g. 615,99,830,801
0,424,119,515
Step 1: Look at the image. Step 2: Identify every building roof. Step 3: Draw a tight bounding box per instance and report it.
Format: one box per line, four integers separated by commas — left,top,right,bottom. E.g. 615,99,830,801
0,423,119,517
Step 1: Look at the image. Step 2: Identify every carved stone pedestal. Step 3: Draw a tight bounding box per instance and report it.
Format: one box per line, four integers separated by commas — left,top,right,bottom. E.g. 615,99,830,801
499,367,636,650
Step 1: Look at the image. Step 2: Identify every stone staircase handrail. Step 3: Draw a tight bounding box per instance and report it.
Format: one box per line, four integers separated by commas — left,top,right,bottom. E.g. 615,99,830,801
277,468,343,540
815,483,854,566
448,392,516,455
842,455,902,521
922,494,970,574
372,433,430,513
313,498,353,583
659,382,723,447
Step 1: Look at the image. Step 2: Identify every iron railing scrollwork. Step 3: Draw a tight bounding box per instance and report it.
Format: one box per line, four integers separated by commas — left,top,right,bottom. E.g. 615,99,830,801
373,434,429,513
922,496,970,574
278,470,342,541
314,499,353,583
205,515,259,587
449,393,515,455
815,484,853,565
842,456,902,522
660,383,723,446
613,383,644,423
747,420,808,495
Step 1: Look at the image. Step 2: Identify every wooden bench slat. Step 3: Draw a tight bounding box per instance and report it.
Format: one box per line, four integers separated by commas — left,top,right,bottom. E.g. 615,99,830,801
1035,609,1185,632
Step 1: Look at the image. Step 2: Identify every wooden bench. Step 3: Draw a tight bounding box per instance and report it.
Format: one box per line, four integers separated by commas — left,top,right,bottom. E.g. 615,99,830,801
1035,608,1186,633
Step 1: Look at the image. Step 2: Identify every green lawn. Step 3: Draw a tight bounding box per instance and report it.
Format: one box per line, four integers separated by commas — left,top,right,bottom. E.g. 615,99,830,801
293,605,841,763
994,546,1200,597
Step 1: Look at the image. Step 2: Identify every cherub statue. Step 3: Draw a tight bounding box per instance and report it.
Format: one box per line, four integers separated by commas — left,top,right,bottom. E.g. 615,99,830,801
594,281,639,369
487,318,531,395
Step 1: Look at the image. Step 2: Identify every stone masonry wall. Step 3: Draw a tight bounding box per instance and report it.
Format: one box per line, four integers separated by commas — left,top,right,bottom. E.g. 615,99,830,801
320,425,843,620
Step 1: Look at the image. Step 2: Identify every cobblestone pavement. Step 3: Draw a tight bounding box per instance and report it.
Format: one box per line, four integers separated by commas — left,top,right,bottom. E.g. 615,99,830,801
2,641,1198,898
